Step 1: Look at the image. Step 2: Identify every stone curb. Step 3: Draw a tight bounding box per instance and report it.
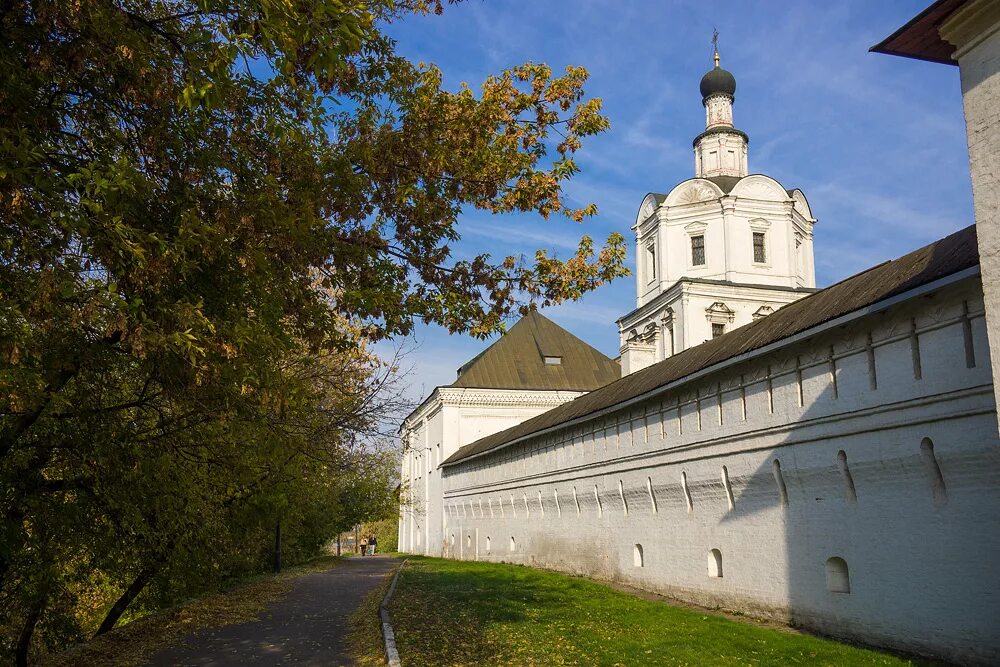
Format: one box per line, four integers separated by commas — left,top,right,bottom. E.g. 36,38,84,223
380,558,407,667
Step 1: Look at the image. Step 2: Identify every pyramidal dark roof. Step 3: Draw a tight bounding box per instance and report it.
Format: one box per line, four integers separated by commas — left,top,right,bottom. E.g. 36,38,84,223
443,225,980,467
451,311,620,391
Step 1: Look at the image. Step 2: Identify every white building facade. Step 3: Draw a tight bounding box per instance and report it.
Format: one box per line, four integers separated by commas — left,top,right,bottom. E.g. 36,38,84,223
398,311,620,556
402,21,1000,663
619,54,816,376
399,386,588,555
440,253,998,663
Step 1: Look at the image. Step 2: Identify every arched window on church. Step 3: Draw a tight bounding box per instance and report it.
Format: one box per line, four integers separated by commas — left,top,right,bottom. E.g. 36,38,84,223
486,536,491,554
634,544,644,568
509,536,516,552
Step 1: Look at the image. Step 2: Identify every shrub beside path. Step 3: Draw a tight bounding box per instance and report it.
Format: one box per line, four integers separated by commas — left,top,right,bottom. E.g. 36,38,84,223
146,555,398,667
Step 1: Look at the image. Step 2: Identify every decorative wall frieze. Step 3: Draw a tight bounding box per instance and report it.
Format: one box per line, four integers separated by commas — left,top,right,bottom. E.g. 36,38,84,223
437,387,586,409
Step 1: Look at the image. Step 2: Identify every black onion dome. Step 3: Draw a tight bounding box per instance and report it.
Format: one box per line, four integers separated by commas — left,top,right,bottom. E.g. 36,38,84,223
700,65,736,100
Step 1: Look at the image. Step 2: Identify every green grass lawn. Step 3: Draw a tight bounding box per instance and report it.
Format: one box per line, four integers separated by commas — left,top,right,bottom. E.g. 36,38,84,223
384,556,930,667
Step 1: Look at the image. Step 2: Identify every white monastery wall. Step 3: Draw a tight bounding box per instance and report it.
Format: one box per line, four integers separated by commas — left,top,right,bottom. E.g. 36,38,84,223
440,279,1000,664
944,0,1000,435
399,388,586,555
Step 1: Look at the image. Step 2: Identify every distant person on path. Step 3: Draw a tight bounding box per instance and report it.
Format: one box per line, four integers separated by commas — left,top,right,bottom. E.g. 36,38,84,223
369,535,377,555
359,537,367,556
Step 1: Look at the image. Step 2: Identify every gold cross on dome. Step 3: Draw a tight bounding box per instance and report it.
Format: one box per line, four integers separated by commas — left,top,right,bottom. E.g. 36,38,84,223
712,29,720,66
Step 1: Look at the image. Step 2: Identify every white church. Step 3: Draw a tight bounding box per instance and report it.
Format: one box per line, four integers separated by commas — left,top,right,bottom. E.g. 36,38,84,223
399,2,1000,662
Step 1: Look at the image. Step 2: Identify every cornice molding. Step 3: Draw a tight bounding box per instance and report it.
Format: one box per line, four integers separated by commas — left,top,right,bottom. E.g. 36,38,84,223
402,388,591,430
439,387,587,408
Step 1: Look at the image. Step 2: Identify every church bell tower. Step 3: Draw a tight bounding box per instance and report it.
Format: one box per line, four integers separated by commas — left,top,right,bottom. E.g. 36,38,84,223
616,39,818,376
694,42,748,179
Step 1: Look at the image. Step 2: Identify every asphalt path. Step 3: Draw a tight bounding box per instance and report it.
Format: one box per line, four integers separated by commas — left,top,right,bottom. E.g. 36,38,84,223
147,555,398,666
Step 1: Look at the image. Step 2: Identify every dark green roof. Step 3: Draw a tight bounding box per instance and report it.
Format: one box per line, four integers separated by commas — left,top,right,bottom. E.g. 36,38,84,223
452,311,620,391
444,225,980,466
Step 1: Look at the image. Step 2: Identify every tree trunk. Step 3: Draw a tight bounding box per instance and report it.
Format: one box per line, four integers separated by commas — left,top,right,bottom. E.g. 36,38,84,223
94,562,159,636
15,589,48,667
336,533,341,556
273,521,282,573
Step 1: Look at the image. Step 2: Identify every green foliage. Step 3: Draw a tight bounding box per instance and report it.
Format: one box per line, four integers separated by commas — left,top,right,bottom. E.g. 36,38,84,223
359,516,399,553
0,0,624,662
381,557,928,667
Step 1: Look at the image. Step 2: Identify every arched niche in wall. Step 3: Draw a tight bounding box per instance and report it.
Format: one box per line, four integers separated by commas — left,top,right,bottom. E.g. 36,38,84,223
708,549,723,578
826,557,850,593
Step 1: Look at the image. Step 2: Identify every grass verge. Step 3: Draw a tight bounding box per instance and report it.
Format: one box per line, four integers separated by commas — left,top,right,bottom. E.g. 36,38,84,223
43,555,344,667
386,556,933,667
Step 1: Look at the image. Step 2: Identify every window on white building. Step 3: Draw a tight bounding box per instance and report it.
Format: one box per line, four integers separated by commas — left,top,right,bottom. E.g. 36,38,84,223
712,322,725,338
645,242,656,283
691,235,706,266
753,231,766,263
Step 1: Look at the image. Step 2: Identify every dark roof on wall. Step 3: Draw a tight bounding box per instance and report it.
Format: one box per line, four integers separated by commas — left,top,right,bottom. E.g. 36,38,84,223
869,0,966,65
443,225,980,466
451,311,620,391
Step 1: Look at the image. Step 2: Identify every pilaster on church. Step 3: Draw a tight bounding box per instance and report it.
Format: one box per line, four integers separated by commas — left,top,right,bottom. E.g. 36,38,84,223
617,46,817,376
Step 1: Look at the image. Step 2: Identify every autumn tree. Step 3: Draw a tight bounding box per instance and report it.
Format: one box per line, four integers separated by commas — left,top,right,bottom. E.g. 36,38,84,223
0,0,626,662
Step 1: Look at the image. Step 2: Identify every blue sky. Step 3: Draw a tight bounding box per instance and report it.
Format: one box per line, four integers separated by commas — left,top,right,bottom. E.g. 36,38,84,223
380,0,972,405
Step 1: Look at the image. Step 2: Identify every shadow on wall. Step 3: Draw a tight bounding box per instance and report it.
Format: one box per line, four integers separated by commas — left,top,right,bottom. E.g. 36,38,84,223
719,321,1000,662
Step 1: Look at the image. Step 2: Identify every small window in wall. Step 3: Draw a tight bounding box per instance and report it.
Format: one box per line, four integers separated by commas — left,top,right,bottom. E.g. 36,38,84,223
509,536,516,552
712,322,725,339
486,536,491,553
634,544,644,568
691,235,706,266
753,231,766,263
544,356,562,365
646,243,657,283
450,534,455,546
466,535,472,549
826,557,850,593
708,549,723,578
